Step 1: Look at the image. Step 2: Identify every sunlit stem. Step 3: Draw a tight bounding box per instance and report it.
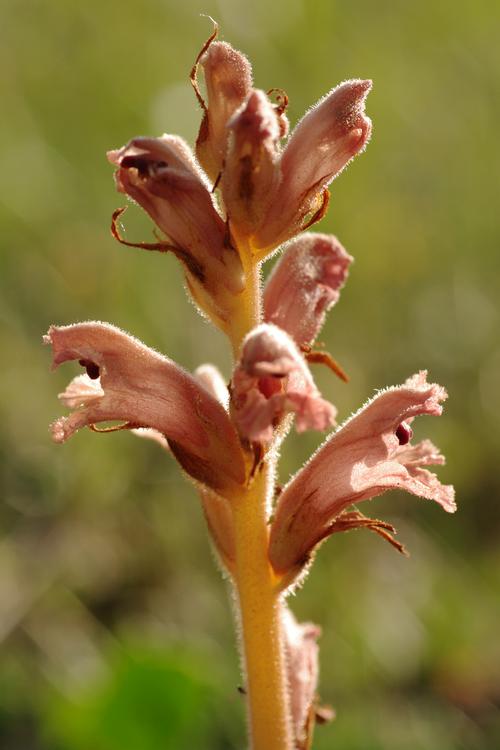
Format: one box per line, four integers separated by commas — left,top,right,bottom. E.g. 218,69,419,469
231,464,293,750
226,238,293,750
227,239,261,359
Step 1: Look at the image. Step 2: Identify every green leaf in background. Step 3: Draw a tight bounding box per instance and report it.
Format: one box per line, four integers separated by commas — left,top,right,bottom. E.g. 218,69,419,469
42,644,240,750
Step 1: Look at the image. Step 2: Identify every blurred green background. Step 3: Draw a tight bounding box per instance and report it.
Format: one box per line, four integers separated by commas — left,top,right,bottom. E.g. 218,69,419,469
1,0,499,748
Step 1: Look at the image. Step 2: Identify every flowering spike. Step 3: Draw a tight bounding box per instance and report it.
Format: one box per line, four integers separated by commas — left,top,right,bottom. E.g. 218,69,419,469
231,323,336,443
193,37,253,182
43,29,455,747
255,79,372,250
263,232,353,348
45,322,246,495
269,371,455,575
221,89,281,239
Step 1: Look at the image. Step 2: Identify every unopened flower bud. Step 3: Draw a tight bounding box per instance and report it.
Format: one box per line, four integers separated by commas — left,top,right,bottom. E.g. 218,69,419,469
194,40,253,182
221,90,281,239
255,79,372,250
263,233,352,347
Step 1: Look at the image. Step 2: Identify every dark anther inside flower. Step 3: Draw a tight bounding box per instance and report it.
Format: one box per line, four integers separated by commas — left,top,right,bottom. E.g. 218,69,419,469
396,420,413,445
120,155,168,175
78,359,100,380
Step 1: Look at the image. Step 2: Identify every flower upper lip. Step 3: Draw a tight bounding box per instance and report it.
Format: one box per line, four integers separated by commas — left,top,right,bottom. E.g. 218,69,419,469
45,321,247,496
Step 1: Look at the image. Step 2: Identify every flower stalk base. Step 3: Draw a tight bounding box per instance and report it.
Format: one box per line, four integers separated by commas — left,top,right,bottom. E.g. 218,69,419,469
231,463,293,750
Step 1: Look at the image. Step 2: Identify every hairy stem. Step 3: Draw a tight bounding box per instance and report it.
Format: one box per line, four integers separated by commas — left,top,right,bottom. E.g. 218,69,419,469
232,464,293,750
226,240,293,750
227,250,261,358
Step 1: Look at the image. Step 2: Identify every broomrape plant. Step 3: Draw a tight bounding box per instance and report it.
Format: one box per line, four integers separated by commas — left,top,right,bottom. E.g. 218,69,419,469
45,24,455,750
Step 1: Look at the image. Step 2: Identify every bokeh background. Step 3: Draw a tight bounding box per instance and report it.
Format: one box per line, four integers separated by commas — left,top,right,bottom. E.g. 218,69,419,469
1,0,499,748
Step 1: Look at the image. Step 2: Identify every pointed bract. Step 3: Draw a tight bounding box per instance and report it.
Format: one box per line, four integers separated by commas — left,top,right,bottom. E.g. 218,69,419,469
263,233,353,347
232,324,336,442
269,371,455,574
221,90,281,238
255,79,372,250
45,322,246,495
194,40,253,182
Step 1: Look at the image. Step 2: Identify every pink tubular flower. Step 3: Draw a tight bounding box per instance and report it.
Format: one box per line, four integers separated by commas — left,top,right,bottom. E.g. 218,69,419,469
269,371,456,575
254,79,372,250
231,324,336,442
108,135,244,306
283,606,321,749
45,322,246,496
221,89,281,238
263,233,353,348
193,38,253,182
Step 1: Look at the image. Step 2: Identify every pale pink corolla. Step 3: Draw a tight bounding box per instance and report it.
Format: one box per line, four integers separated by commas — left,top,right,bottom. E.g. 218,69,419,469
269,371,456,574
283,606,321,748
263,232,353,348
193,38,253,182
200,489,235,569
45,322,246,496
58,373,104,409
221,90,281,237
108,135,244,299
254,79,372,250
193,364,234,568
194,363,230,410
130,427,170,451
232,324,336,443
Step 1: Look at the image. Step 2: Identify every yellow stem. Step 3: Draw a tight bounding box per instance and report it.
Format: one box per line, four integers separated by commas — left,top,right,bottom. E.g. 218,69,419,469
227,242,261,358
222,237,293,750
231,465,293,750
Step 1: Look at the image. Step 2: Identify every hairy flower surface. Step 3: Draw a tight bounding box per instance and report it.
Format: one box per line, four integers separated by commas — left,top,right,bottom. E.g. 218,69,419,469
193,38,253,182
221,89,281,239
269,371,455,574
46,321,246,495
283,607,321,748
263,232,352,347
253,79,372,251
232,323,336,442
108,135,244,329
